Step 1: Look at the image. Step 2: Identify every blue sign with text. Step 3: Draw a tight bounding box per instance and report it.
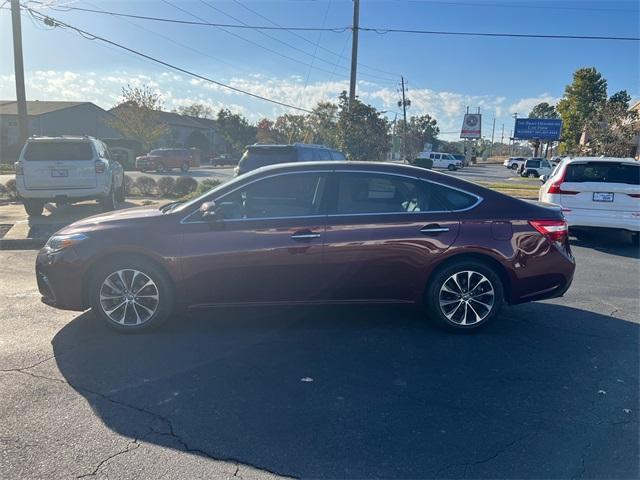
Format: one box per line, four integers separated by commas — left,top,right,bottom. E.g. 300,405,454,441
514,118,563,140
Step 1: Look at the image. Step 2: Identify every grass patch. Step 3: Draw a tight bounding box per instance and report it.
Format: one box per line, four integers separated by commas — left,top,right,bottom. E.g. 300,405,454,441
474,181,540,199
0,164,15,174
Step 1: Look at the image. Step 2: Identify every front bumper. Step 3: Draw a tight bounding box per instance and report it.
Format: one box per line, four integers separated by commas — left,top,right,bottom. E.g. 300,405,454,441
35,248,87,311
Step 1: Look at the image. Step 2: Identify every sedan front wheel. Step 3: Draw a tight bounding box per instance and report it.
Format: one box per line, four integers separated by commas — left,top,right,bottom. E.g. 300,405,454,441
90,257,174,332
426,259,504,331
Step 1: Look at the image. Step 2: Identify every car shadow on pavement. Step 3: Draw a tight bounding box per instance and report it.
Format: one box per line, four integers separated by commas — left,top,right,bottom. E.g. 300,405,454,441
569,230,639,259
52,303,639,479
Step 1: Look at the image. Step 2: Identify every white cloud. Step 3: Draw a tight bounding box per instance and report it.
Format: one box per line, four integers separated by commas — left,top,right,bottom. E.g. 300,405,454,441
0,69,521,139
508,94,561,116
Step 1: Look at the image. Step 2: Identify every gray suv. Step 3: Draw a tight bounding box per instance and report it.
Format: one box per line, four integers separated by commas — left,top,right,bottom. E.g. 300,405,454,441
235,143,346,176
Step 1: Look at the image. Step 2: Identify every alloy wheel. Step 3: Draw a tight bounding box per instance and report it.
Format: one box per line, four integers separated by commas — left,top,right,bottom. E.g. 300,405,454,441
99,269,159,326
438,270,495,326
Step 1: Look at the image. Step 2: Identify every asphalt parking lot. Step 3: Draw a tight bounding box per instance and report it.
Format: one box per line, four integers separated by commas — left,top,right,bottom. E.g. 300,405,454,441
0,233,638,479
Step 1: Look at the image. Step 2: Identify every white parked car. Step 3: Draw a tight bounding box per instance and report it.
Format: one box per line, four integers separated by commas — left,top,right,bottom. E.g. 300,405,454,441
520,158,553,178
539,157,639,242
503,157,526,170
15,136,125,216
416,152,463,171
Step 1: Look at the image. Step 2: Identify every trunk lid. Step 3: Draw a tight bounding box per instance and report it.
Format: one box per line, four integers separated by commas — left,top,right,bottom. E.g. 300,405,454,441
22,140,97,190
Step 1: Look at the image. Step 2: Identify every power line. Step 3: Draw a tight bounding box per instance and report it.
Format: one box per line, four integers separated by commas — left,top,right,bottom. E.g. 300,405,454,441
22,1,637,42
25,6,313,113
230,0,398,79
360,26,639,41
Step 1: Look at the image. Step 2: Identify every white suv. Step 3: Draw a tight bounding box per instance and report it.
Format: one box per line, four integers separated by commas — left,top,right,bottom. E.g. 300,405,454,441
416,152,463,171
539,157,639,241
15,136,124,216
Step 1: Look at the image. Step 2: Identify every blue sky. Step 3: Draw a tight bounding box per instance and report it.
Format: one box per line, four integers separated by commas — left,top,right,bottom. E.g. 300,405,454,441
1,0,638,139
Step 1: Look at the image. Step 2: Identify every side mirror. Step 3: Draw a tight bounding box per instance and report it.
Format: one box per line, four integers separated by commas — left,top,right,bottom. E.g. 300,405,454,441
540,175,548,183
199,200,218,219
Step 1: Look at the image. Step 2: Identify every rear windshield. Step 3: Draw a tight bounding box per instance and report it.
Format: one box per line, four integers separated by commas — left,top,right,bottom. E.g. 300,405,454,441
239,147,296,170
24,141,93,161
565,162,640,185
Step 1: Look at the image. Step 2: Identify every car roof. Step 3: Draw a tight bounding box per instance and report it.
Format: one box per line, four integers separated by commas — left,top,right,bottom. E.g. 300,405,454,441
27,135,94,143
563,156,637,164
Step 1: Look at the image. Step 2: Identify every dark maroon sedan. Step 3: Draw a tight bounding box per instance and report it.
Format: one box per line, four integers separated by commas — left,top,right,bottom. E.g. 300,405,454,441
36,161,575,333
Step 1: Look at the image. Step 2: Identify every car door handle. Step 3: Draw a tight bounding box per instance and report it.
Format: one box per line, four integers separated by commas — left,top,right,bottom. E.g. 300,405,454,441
420,224,450,234
291,230,321,240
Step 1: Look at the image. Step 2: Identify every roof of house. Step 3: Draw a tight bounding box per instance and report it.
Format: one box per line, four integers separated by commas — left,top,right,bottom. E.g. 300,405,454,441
0,100,95,116
109,104,208,129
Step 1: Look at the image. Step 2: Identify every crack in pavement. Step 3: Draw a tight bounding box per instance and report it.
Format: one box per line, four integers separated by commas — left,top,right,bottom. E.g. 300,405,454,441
432,433,535,479
0,353,58,373
1,368,291,479
77,437,143,478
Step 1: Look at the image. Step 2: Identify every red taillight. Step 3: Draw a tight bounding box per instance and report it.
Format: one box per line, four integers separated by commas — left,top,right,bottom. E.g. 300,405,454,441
546,167,578,195
14,161,23,175
529,219,569,243
95,160,106,173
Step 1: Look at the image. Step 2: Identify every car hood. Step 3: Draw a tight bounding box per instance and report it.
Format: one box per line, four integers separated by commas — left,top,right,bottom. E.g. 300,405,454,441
59,206,164,234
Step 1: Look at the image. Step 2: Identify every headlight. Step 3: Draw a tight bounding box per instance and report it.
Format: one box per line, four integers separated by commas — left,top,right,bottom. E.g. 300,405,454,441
44,233,89,253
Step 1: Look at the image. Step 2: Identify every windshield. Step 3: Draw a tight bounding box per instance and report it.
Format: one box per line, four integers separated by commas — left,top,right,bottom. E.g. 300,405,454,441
24,141,93,161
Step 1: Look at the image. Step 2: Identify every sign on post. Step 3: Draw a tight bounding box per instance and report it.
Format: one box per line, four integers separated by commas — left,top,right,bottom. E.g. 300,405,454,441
514,118,562,140
460,114,481,139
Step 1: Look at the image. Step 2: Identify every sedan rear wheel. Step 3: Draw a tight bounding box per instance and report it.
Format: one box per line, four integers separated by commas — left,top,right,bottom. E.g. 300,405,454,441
91,257,174,332
426,260,504,331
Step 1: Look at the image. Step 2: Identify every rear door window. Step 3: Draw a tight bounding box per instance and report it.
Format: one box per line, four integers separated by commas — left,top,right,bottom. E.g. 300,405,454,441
335,172,446,215
565,162,640,185
330,150,346,160
239,147,297,170
298,148,314,162
24,142,93,161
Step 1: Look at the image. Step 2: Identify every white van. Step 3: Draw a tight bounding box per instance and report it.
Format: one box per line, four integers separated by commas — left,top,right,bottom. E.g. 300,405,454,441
416,152,463,171
15,136,124,216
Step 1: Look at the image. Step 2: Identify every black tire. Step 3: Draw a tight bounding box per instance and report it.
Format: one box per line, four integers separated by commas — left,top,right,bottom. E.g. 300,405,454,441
511,163,519,170
447,164,456,171
24,199,45,217
99,186,117,212
180,162,190,173
631,232,639,247
425,259,504,332
90,256,174,333
156,162,165,173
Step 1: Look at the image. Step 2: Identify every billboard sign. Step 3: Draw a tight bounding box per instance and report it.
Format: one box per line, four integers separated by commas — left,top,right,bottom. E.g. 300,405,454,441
460,114,481,139
514,118,563,140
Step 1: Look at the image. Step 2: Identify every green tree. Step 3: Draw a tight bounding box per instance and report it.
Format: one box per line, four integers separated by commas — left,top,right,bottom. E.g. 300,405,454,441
216,109,257,157
400,114,440,159
557,67,608,153
307,101,339,147
273,114,310,144
336,92,390,160
582,90,638,157
107,84,168,150
177,103,213,119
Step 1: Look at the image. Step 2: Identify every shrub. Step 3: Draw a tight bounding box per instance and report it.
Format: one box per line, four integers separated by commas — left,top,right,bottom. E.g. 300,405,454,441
5,179,18,200
135,176,157,196
123,175,135,195
181,178,222,200
156,176,176,197
174,176,198,196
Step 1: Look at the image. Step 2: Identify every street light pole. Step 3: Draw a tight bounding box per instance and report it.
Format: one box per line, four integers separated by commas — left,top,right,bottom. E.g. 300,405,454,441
11,0,28,147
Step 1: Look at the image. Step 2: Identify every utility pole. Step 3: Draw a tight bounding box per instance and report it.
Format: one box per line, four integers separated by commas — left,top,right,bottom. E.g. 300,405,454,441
398,76,410,162
11,0,28,147
500,124,504,144
490,117,495,157
348,0,360,105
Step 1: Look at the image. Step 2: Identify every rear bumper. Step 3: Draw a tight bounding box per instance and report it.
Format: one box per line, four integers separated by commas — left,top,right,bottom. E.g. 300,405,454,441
563,209,640,232
17,176,109,200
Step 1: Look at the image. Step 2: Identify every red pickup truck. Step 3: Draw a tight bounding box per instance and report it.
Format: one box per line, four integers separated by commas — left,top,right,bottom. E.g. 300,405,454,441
135,148,200,173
